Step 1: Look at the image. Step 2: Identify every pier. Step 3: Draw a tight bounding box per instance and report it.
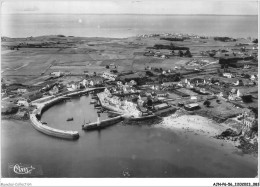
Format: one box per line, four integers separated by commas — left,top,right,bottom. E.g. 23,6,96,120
29,87,105,140
82,115,124,130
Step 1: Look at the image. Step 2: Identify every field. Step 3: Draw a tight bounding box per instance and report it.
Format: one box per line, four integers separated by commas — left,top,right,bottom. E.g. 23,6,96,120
2,35,255,85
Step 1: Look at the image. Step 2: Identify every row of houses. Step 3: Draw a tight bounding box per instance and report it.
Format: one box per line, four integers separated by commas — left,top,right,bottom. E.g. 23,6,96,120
66,78,104,92
223,72,257,81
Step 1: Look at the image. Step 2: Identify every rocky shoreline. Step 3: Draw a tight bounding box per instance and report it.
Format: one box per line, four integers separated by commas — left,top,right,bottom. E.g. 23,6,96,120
157,110,258,156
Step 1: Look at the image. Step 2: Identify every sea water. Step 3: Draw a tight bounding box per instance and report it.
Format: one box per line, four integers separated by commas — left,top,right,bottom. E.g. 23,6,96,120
1,14,258,38
1,95,257,177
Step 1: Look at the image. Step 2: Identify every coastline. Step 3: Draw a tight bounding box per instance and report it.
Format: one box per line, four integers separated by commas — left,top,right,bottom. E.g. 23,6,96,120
155,112,243,148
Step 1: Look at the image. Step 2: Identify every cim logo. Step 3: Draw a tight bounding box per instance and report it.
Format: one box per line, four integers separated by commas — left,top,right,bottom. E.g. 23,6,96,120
8,163,43,177
9,164,35,175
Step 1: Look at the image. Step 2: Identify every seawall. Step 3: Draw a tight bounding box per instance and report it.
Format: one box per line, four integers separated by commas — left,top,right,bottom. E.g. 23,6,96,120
82,115,124,130
30,87,105,140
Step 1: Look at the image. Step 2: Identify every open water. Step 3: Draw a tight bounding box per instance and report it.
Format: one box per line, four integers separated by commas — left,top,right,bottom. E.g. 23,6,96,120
1,14,258,38
1,95,257,177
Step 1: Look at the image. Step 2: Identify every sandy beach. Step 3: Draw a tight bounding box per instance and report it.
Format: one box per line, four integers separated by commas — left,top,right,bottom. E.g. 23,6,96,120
157,113,229,138
155,113,246,150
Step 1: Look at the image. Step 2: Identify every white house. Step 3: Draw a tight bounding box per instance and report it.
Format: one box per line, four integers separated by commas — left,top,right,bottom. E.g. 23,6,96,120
237,89,241,97
234,81,239,86
129,80,137,86
243,116,256,129
244,65,250,69
233,80,242,86
17,100,29,107
177,82,183,87
49,85,59,95
117,81,123,86
161,55,168,59
250,75,256,81
51,71,62,77
89,80,94,87
123,86,128,93
17,89,27,93
82,79,88,88
104,88,109,93
223,73,233,78
67,83,79,91
190,96,197,100
228,89,241,100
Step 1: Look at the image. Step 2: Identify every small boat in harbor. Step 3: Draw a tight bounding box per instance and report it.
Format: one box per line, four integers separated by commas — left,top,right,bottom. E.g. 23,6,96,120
67,117,74,121
42,121,47,125
90,100,97,104
94,103,101,107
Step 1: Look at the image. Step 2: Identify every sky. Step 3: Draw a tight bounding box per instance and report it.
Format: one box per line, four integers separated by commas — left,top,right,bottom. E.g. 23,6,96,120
1,0,258,15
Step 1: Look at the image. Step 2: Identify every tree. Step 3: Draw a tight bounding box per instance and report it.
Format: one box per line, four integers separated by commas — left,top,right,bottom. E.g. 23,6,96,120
203,100,211,107
1,83,6,89
106,65,109,69
178,50,183,57
170,43,174,50
244,74,250,79
249,107,258,118
146,71,153,77
252,39,258,44
184,50,192,57
224,64,229,72
217,68,222,76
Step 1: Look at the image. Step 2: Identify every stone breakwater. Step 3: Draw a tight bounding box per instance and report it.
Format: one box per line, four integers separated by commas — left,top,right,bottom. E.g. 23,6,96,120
30,87,105,140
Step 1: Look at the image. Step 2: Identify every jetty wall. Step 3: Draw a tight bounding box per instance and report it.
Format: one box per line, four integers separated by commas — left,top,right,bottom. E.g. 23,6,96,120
30,87,105,140
82,115,123,130
30,114,79,140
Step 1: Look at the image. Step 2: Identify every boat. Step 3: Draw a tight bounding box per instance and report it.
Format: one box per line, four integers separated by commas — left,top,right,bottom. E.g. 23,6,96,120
42,121,48,125
94,103,101,107
90,100,97,104
67,117,74,121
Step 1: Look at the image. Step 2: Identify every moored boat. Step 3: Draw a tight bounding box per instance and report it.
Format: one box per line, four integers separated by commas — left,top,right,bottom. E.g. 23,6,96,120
90,100,97,104
67,117,74,121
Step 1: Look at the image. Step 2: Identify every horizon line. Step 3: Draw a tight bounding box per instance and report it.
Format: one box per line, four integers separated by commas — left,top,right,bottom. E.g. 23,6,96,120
1,13,258,16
